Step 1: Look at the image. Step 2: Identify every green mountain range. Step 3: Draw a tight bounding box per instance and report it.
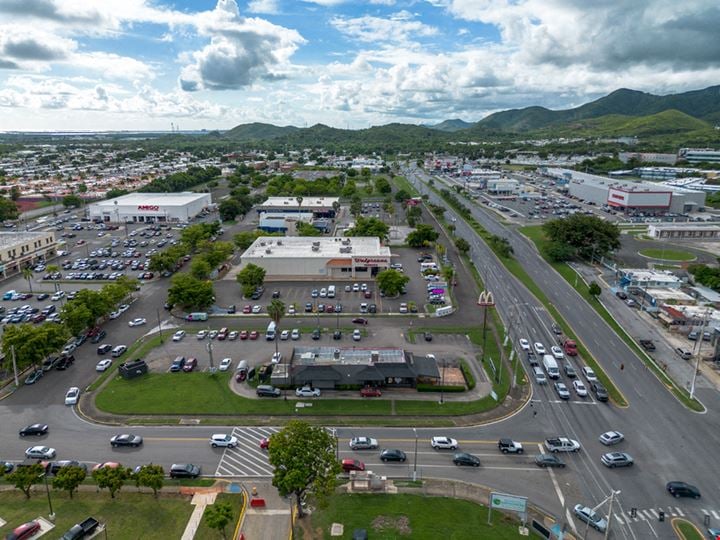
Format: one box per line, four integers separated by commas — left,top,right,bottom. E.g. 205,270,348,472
223,86,720,147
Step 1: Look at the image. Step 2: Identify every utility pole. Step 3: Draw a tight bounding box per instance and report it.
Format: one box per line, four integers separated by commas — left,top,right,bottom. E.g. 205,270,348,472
412,428,418,482
690,308,711,400
206,341,215,371
156,308,163,343
11,345,19,387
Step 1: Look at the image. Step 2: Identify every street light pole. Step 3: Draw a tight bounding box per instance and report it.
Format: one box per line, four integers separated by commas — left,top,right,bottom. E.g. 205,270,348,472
412,428,418,482
440,360,445,404
42,472,55,521
156,308,163,343
690,308,711,400
206,341,215,370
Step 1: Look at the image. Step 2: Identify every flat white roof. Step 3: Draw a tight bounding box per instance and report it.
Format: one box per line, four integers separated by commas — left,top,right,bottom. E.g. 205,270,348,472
0,232,53,249
92,192,210,208
649,223,720,232
645,288,694,301
259,197,339,209
243,236,391,259
621,269,682,284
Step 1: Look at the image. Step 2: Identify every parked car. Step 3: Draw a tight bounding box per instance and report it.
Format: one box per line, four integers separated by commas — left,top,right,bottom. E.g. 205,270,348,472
452,452,481,467
219,358,232,371
6,521,41,540
96,359,113,372
352,329,362,341
256,385,281,397
172,330,186,341
169,463,201,479
182,357,198,372
170,356,186,372
24,370,43,385
295,386,321,398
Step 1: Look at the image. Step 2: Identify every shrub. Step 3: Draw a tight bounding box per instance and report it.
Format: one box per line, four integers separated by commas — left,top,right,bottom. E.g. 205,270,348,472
459,359,476,390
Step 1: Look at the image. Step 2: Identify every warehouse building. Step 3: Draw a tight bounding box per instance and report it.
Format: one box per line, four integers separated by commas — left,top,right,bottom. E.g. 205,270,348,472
648,223,720,241
88,192,212,223
544,168,706,214
0,231,56,278
238,236,391,279
679,148,720,164
256,197,339,218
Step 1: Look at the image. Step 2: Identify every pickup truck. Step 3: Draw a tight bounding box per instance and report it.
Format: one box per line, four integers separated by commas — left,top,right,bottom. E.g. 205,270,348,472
639,339,656,351
544,437,581,453
61,517,99,540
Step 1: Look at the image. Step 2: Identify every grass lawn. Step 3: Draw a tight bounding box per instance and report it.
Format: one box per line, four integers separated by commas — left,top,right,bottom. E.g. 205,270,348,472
638,248,696,261
299,493,523,539
675,519,704,540
194,493,244,539
389,175,420,198
0,491,192,539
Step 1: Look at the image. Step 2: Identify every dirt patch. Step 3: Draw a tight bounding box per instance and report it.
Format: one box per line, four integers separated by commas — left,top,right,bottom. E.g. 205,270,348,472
371,515,412,535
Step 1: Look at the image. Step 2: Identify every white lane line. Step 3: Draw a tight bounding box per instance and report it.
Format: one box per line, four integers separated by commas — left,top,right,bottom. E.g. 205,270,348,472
537,443,565,509
565,508,576,534
711,510,719,519
648,509,659,519
615,515,624,525
674,506,684,517
222,450,274,476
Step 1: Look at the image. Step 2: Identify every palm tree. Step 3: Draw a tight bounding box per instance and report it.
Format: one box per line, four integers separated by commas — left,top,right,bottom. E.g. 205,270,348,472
266,299,286,357
296,196,303,216
46,264,61,292
21,267,34,294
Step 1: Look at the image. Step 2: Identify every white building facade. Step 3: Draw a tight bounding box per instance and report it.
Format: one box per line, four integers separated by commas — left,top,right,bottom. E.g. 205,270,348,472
88,192,212,223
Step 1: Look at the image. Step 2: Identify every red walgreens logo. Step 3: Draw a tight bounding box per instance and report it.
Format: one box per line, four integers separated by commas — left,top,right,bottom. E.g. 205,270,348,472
137,205,160,211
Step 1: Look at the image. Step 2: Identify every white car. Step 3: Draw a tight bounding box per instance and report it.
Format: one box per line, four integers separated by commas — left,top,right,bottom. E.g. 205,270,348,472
533,342,546,355
349,436,378,450
519,339,531,351
219,358,232,372
96,359,113,372
352,329,362,341
172,330,186,342
572,379,588,397
431,436,458,450
65,386,80,405
51,291,65,301
128,317,147,327
271,352,283,364
118,304,130,313
228,331,239,341
582,366,597,382
210,434,238,448
208,330,218,340
109,311,121,319
287,305,296,315
25,446,56,459
291,329,301,340
252,305,262,314
197,330,208,340
599,431,624,446
550,346,564,360
361,283,368,291
295,386,321,398
280,330,290,341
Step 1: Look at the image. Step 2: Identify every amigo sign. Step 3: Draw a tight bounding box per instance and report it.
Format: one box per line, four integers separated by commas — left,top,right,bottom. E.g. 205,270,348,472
137,205,160,211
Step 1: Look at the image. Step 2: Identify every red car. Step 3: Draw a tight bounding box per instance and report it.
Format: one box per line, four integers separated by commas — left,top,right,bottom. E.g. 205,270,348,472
341,459,365,472
352,317,369,325
183,357,198,372
239,330,249,340
92,461,121,472
249,331,259,340
360,386,382,397
326,304,335,313
242,305,252,314
364,290,372,299
235,370,247,382
7,520,41,540
259,437,269,449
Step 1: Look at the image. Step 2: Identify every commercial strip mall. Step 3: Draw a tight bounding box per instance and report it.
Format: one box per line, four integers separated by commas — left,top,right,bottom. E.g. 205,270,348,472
88,192,212,223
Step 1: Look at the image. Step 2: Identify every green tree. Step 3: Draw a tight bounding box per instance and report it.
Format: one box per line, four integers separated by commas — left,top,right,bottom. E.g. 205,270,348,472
180,223,220,252
72,289,114,321
191,259,212,280
588,281,601,297
543,215,620,260
488,235,514,258
52,465,86,499
106,188,129,199
447,223,456,236
63,194,83,208
133,464,165,498
60,302,94,335
296,222,321,236
394,189,411,202
267,299,285,357
542,241,576,262
349,195,362,218
233,230,263,250
204,501,234,539
268,420,341,518
374,176,391,194
198,240,234,268
6,463,44,499
344,217,389,241
236,263,266,295
376,269,410,296
92,465,130,499
455,237,470,254
0,196,19,221
168,273,215,310
77,183,88,193
2,323,69,370
219,199,241,221
407,224,439,248
21,267,34,293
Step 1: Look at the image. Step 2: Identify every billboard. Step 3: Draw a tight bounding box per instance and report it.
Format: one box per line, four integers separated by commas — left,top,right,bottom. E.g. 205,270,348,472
489,492,527,513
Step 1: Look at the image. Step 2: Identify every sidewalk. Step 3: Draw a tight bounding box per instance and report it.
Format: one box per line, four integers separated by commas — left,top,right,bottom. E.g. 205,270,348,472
238,480,292,540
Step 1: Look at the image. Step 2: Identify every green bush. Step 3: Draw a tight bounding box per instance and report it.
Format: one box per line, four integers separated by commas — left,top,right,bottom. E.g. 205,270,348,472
459,359,476,390
416,384,465,393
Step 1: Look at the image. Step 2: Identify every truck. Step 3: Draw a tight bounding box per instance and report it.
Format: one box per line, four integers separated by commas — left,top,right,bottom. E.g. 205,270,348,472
186,312,208,321
561,338,578,356
544,437,581,453
542,355,560,379
61,517,100,540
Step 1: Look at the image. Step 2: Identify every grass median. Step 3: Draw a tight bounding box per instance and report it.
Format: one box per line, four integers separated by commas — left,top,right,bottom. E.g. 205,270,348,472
297,493,522,539
638,248,696,261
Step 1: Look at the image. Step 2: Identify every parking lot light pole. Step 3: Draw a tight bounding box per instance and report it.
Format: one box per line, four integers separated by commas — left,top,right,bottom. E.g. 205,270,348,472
156,308,163,343
412,428,418,482
41,471,55,521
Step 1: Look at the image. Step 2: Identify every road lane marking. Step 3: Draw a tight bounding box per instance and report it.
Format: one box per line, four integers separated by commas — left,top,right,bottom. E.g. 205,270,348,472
145,437,207,442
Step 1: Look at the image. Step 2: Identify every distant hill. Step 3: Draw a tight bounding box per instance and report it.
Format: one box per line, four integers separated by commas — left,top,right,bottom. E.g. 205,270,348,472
224,122,299,140
427,119,474,132
471,86,720,132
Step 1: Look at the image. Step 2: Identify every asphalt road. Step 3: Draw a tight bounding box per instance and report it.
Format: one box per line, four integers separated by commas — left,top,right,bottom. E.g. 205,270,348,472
2,173,718,539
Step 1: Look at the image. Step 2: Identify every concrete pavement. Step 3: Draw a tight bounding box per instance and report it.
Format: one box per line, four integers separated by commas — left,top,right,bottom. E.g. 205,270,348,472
238,480,292,540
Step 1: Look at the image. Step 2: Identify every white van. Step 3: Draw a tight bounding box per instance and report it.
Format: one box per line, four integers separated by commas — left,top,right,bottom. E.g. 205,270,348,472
265,321,277,341
327,285,336,298
542,355,560,379
532,366,547,384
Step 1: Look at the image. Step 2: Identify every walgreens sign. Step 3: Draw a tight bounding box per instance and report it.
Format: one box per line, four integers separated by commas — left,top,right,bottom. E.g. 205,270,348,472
137,205,160,211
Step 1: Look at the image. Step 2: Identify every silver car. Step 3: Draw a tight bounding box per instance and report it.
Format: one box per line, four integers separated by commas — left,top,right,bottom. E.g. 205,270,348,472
601,452,634,468
573,504,607,532
349,437,378,450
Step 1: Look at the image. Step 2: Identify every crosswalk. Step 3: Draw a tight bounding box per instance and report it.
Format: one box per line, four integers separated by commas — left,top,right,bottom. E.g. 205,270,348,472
214,427,278,478
613,506,720,525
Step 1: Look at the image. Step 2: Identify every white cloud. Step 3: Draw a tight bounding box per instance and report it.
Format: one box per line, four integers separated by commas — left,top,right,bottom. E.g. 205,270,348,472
331,11,438,45
247,0,281,14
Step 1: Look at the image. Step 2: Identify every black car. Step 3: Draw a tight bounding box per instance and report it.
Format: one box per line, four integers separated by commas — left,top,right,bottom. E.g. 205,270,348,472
534,454,566,468
380,449,407,462
55,355,74,370
41,356,59,371
272,290,280,298
452,452,481,467
312,328,321,340
36,293,50,301
592,382,609,402
110,434,143,447
368,304,377,313
47,460,87,475
90,330,107,344
333,330,342,340
666,481,701,499
1,460,13,474
97,344,113,355
305,303,314,313
424,332,433,342
169,463,201,479
19,423,49,437
227,304,236,314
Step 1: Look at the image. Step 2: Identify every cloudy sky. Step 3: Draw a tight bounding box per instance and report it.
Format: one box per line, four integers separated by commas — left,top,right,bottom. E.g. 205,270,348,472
0,0,718,131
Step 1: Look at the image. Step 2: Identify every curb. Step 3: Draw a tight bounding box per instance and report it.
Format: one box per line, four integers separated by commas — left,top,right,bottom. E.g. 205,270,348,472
671,516,705,539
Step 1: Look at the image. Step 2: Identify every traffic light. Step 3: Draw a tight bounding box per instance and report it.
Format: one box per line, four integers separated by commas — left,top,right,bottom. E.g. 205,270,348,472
630,508,637,518
658,510,665,522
